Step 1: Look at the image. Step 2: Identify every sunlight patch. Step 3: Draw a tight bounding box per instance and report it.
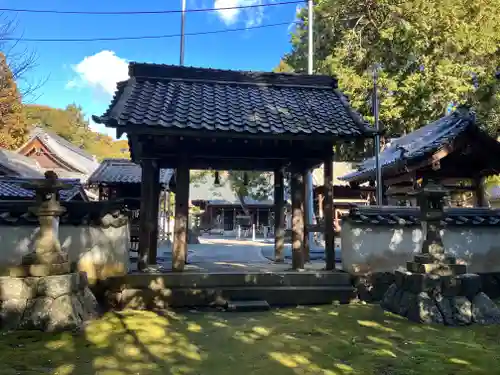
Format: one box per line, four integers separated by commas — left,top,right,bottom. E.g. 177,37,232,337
449,358,471,365
268,352,298,368
252,326,271,336
188,322,203,332
357,320,396,332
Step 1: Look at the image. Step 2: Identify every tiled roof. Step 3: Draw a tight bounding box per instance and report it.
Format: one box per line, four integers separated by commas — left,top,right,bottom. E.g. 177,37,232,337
18,127,100,179
0,201,128,226
0,177,85,201
340,107,477,183
345,205,500,226
92,63,374,138
87,158,173,185
0,149,45,178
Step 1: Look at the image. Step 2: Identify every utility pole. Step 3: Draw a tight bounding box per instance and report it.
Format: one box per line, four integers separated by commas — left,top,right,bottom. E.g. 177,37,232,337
305,0,315,247
179,0,186,263
373,64,383,205
180,0,186,66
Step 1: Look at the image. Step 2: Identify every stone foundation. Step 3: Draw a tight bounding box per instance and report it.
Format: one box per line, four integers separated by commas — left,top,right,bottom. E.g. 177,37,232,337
381,270,500,325
353,271,500,302
0,272,99,331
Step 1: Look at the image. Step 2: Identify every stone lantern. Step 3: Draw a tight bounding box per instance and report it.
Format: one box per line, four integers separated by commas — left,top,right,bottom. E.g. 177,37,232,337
416,179,448,221
381,179,500,325
0,171,99,332
20,171,73,274
407,179,462,273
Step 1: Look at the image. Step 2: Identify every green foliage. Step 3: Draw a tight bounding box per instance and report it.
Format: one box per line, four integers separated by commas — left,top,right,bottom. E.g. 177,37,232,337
23,104,129,160
0,52,28,149
284,0,500,136
273,60,294,73
190,170,273,209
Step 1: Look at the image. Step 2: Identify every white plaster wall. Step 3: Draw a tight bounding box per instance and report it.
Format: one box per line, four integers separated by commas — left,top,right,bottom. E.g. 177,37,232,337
0,221,130,282
341,222,500,275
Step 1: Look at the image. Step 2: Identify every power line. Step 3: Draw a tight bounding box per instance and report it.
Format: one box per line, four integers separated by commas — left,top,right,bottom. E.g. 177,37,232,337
4,21,298,43
0,1,302,15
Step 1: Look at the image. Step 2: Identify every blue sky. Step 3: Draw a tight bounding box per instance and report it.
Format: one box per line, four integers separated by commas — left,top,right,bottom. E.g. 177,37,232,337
4,0,300,137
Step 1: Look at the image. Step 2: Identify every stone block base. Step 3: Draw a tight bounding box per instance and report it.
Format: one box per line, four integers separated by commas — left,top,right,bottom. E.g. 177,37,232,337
0,272,99,331
381,271,500,325
353,272,395,302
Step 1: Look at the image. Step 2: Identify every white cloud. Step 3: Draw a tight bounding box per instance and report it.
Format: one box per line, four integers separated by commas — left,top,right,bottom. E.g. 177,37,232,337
287,4,303,31
66,50,129,97
214,0,271,27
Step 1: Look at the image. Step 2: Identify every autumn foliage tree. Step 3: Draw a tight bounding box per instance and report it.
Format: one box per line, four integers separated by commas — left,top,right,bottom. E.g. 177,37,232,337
0,52,27,149
23,103,129,160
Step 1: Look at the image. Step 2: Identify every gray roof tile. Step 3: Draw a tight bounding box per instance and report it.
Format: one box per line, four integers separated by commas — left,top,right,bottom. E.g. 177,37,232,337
340,107,478,183
0,149,45,178
88,158,173,185
346,205,500,226
93,63,374,138
0,177,85,201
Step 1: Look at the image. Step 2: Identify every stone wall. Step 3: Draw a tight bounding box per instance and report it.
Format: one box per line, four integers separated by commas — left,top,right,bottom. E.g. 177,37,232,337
0,201,130,284
341,206,500,301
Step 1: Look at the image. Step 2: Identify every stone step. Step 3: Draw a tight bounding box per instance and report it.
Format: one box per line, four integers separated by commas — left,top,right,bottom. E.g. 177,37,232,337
105,271,352,291
219,286,356,306
406,261,467,276
226,300,270,312
111,285,356,310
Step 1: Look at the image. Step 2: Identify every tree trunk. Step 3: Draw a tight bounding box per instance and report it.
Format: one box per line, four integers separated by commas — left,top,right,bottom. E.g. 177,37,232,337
318,193,324,219
236,191,251,222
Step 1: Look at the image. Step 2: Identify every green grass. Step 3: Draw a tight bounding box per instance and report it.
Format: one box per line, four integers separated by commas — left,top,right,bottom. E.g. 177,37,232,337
1,304,500,375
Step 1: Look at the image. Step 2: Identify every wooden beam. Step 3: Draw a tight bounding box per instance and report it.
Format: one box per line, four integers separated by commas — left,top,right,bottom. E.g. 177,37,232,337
274,168,285,263
125,124,373,143
172,159,190,271
323,155,335,270
290,167,305,270
157,156,322,172
138,159,160,271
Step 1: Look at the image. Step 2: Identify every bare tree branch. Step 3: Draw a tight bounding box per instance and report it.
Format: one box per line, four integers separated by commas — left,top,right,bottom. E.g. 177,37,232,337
0,12,46,100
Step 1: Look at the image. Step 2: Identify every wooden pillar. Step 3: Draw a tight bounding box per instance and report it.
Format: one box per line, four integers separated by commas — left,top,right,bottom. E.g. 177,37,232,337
274,168,285,262
475,177,487,207
150,177,161,255
290,167,305,270
166,190,171,240
173,161,190,272
302,169,310,263
324,154,335,270
138,159,160,271
98,185,104,201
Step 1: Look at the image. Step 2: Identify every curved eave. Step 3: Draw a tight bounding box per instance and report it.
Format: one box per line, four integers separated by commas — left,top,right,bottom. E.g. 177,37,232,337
91,114,106,125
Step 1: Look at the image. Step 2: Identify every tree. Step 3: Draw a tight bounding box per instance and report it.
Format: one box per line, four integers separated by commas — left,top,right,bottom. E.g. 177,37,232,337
23,103,130,160
0,52,27,149
190,170,274,217
0,13,43,99
273,59,294,73
283,0,500,136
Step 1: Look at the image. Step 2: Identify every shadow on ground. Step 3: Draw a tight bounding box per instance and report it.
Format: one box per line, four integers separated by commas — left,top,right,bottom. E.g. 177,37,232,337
1,303,499,375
